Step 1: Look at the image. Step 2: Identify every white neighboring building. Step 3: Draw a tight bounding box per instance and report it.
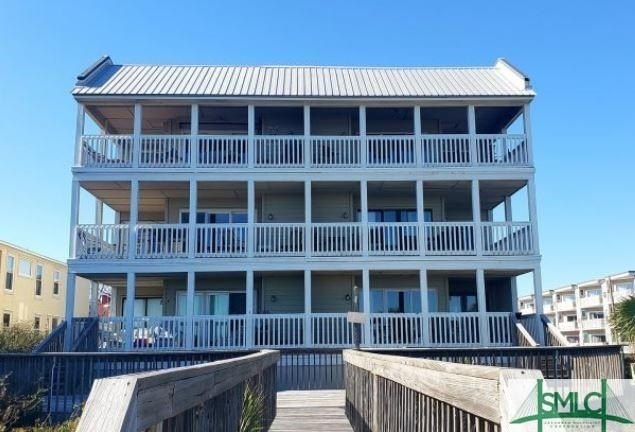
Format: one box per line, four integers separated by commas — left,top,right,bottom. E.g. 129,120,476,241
519,271,635,345
64,56,544,351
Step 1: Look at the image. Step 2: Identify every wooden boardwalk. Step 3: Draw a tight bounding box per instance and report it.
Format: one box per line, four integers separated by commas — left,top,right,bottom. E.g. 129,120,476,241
270,390,353,431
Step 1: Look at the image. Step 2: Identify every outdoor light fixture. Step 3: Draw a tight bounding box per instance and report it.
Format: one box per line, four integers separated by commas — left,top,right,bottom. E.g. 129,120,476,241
342,211,349,219
267,213,274,220
270,295,277,302
345,294,351,301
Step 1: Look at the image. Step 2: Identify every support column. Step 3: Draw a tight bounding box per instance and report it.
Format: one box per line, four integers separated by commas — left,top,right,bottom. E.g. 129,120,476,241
246,270,254,347
128,180,139,259
88,282,99,317
132,104,142,169
186,271,195,349
471,179,483,256
362,269,371,345
414,106,422,166
69,180,80,259
247,105,255,168
361,180,368,257
416,180,425,256
74,104,85,166
305,181,312,258
304,270,312,347
95,200,103,225
188,180,197,258
304,105,311,169
527,177,541,254
510,277,519,314
575,284,584,344
523,103,534,164
419,269,429,345
533,266,545,345
601,278,614,343
124,272,136,351
468,105,477,165
63,274,76,350
247,180,255,258
190,104,199,168
476,269,489,346
359,106,367,167
504,195,513,222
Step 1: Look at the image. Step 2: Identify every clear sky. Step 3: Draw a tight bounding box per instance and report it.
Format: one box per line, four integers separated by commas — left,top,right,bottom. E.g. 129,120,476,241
0,1,633,295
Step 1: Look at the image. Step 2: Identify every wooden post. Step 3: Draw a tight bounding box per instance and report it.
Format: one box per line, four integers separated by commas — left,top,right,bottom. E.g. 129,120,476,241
504,195,513,222
523,103,534,165
362,269,371,345
476,269,489,346
527,177,540,254
68,180,80,259
247,180,255,258
416,180,425,256
128,180,139,260
359,106,367,167
533,266,545,345
247,105,255,168
472,179,483,256
414,106,422,166
246,270,254,347
124,272,136,351
190,104,198,168
419,269,430,345
304,105,311,169
468,105,476,165
74,103,85,166
361,180,368,257
132,104,142,169
63,274,76,351
305,180,312,258
185,271,195,349
304,270,312,347
188,180,197,258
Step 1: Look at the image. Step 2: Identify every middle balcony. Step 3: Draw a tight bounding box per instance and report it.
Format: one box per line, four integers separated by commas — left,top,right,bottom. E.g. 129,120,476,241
73,180,536,260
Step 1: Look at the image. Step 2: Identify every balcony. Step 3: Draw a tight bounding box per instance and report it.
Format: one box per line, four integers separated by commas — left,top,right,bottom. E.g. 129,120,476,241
558,320,578,332
78,133,530,170
556,299,576,311
74,221,534,260
579,295,603,308
581,318,605,330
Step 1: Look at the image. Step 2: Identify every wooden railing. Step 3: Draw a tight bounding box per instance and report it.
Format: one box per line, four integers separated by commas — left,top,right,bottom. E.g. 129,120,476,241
424,222,476,255
312,223,362,256
135,224,189,258
311,313,355,347
344,349,542,432
192,315,246,350
32,321,67,353
428,312,480,346
76,350,279,432
481,222,533,255
541,315,572,347
71,317,100,352
254,223,305,256
75,224,128,259
195,224,248,257
79,133,531,169
253,314,305,348
368,222,419,255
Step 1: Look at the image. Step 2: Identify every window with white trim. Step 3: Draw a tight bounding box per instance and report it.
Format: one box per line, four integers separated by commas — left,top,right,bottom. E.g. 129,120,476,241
33,315,41,330
5,256,14,290
18,258,32,277
2,312,10,328
53,271,60,295
35,264,43,296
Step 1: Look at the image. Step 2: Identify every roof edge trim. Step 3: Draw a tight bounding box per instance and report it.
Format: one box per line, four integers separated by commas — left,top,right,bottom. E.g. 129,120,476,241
76,55,113,84
495,58,532,90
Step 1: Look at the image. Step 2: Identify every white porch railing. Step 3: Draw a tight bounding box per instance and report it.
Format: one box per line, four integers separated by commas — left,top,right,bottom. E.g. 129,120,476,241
132,316,187,350
139,135,190,168
369,313,423,347
481,222,533,255
487,313,513,346
428,313,481,346
368,222,419,255
367,135,416,167
312,313,354,347
192,315,246,349
136,224,189,258
195,224,248,257
579,296,602,308
311,136,361,167
476,134,529,166
558,320,578,331
75,224,128,259
581,318,605,330
253,314,305,348
254,223,305,256
98,317,124,351
422,135,471,166
80,135,133,168
254,136,304,167
424,222,476,255
197,135,248,167
312,223,362,256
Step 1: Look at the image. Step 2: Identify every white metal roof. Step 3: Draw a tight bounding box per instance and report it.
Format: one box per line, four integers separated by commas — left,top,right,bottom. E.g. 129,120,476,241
72,57,534,99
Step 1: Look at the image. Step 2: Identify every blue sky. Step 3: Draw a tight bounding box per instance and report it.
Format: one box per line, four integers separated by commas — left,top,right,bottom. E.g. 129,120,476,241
0,1,633,295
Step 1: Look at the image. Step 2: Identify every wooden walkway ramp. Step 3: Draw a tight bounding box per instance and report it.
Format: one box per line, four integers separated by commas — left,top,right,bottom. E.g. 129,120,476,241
270,390,353,431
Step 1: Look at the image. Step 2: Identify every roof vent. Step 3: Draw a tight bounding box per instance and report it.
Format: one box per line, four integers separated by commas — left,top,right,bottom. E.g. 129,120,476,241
76,56,113,85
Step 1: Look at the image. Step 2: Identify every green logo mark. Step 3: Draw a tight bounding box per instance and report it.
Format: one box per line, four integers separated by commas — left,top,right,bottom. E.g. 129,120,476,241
511,379,633,432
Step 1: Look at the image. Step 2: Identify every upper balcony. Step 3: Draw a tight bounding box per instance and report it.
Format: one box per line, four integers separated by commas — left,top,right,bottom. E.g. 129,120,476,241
75,104,532,171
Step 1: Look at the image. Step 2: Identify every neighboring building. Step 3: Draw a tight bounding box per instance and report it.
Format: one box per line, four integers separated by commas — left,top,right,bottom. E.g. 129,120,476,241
65,56,544,351
519,271,635,345
0,240,91,332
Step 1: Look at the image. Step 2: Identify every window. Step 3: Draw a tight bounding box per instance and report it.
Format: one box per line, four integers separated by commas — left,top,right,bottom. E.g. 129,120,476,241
53,271,60,295
5,256,14,290
2,313,10,328
449,294,477,313
35,264,43,296
369,289,431,313
181,210,248,254
18,259,32,277
122,297,163,317
33,315,41,330
176,291,246,316
51,317,59,329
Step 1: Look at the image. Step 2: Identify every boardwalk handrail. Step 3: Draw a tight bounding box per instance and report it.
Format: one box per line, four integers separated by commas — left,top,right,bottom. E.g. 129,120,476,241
541,314,572,347
343,349,543,430
77,349,279,432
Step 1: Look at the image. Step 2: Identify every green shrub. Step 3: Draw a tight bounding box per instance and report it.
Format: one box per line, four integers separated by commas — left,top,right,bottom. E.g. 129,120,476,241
0,374,44,431
0,323,43,353
239,383,264,432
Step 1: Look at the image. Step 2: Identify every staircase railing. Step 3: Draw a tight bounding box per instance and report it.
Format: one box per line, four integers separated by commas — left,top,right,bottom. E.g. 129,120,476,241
32,321,67,353
71,318,99,352
541,314,572,347
510,314,538,347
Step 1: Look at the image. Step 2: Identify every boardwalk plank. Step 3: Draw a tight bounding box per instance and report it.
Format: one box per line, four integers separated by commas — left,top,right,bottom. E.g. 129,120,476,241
271,390,352,432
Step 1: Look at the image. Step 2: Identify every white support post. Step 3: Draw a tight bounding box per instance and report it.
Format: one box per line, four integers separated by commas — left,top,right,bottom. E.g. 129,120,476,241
185,271,195,349
128,180,139,259
132,104,142,169
361,180,368,257
533,266,545,344
63,274,76,350
362,269,371,345
247,180,255,258
95,199,103,225
575,284,584,343
414,106,422,166
419,269,429,345
523,103,534,165
510,277,519,314
468,105,477,165
471,179,483,256
504,195,513,222
527,177,541,254
245,270,254,347
476,269,489,346
124,272,136,351
68,180,80,259
416,180,425,256
247,105,255,168
305,180,312,258
304,270,312,347
188,180,197,258
304,105,311,168
601,278,613,343
359,106,367,167
74,104,85,166
88,282,99,317
190,104,199,168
